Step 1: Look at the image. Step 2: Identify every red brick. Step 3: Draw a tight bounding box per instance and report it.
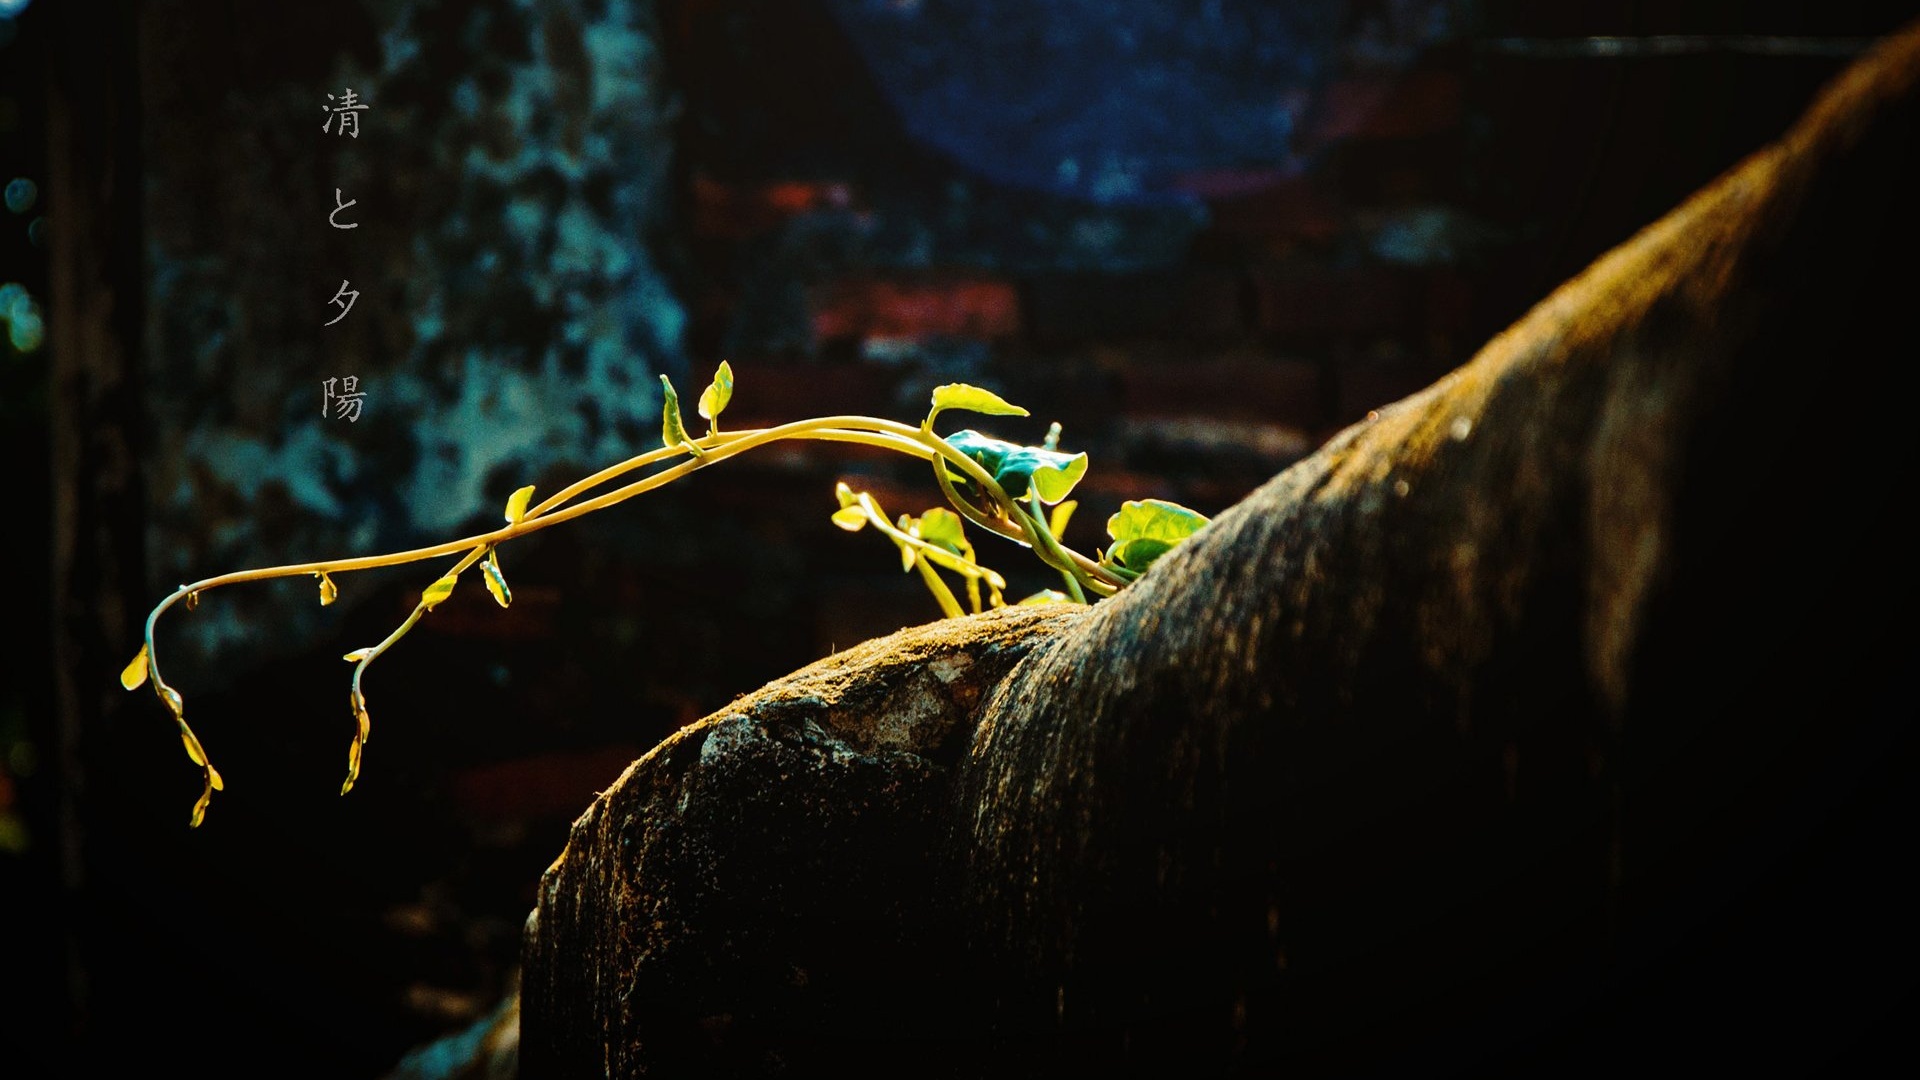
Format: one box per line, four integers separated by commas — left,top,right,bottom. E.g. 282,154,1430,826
809,277,1021,343
693,174,854,238
1250,265,1417,338
1195,172,1347,247
1311,69,1463,143
1118,355,1323,430
1022,269,1246,344
705,360,905,426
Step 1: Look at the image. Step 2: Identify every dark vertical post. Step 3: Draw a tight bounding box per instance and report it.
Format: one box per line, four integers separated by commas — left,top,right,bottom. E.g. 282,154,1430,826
45,0,146,1048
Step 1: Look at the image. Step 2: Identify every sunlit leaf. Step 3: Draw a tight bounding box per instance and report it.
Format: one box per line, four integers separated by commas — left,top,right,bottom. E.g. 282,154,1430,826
698,360,734,423
928,383,1028,428
834,481,859,509
895,538,916,572
660,375,694,450
180,728,208,767
916,507,967,554
422,572,458,611
504,485,536,524
831,505,869,531
1049,499,1078,538
190,783,212,829
342,648,373,662
482,552,512,608
944,430,1088,503
1106,537,1174,572
1026,451,1088,505
120,645,149,691
341,737,363,796
1102,499,1209,574
317,571,338,606
208,765,225,792
1019,589,1072,605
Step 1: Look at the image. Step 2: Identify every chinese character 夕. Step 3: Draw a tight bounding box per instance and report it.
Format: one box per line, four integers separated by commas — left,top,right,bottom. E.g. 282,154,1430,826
321,88,369,138
324,280,359,326
330,188,359,229
323,376,367,422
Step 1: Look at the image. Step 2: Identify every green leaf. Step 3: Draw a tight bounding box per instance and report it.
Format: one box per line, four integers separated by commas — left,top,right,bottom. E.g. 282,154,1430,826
831,505,869,531
698,360,734,424
915,507,967,554
894,537,916,572
120,645,150,691
943,429,1011,481
317,571,338,607
422,572,458,611
1102,499,1209,574
482,551,512,608
660,375,694,450
928,384,1028,429
504,485,535,524
1106,537,1174,572
1107,498,1210,546
943,431,1088,503
834,481,859,509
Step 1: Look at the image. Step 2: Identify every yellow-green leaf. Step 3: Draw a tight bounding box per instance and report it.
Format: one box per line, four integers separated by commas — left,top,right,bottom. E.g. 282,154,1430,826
896,538,916,572
120,645,150,691
927,383,1028,428
317,571,338,606
421,573,458,611
835,481,859,509
482,553,512,608
1019,589,1072,605
180,729,207,767
916,507,967,554
343,648,373,662
190,783,212,828
504,485,536,524
1049,499,1078,538
660,374,696,450
159,685,184,720
831,505,869,531
208,765,225,792
698,360,734,424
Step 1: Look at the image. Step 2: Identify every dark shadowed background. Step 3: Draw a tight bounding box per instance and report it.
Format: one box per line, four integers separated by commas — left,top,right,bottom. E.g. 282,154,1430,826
3,1,1915,1075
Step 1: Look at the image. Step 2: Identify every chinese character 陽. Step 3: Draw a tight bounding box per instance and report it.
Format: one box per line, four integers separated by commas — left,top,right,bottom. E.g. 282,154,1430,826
324,279,359,326
323,376,367,422
321,88,369,138
330,188,359,229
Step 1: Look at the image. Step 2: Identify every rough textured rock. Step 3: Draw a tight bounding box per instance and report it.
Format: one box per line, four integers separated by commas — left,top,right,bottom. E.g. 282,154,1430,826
522,606,1082,1077
524,20,1920,1076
